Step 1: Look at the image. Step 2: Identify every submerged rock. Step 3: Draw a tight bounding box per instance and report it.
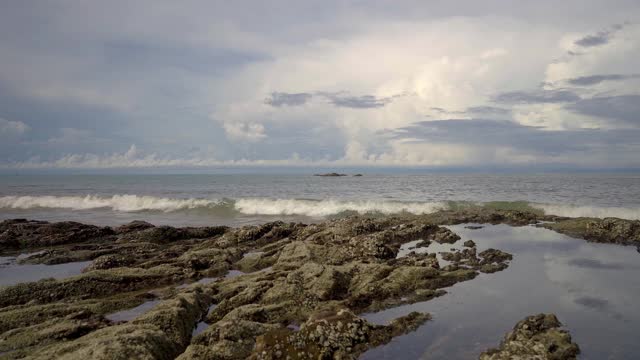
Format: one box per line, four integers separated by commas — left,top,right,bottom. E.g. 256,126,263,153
480,313,580,360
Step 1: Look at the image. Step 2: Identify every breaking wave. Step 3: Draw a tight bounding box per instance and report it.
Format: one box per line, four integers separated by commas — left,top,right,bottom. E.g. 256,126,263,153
0,194,447,216
0,195,221,213
0,195,638,220
234,198,448,217
532,203,640,220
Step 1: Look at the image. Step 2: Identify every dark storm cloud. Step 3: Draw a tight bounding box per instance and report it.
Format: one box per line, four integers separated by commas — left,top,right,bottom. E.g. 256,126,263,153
566,95,640,124
566,74,640,86
264,92,313,107
465,106,511,115
574,23,626,48
319,93,394,109
266,91,403,109
575,31,613,47
391,119,640,155
493,90,581,104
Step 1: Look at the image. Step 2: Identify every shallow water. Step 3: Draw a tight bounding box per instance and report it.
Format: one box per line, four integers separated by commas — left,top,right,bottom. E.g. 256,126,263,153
362,224,640,360
0,256,91,286
105,300,161,322
192,304,218,337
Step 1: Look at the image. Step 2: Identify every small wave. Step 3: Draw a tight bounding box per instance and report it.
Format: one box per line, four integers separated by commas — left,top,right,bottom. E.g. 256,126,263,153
0,195,221,212
533,203,640,220
234,198,448,217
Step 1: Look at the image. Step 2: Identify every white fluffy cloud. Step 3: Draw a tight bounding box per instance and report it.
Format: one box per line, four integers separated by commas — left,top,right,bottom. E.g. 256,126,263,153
0,118,29,138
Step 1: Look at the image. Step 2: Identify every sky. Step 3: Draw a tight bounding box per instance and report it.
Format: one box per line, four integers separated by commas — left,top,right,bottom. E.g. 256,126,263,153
1,0,639,170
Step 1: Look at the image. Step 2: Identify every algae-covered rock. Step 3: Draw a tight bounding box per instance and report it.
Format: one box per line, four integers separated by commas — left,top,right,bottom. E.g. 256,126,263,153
27,289,212,360
480,313,580,360
543,217,640,246
250,309,429,360
0,219,115,249
0,266,183,307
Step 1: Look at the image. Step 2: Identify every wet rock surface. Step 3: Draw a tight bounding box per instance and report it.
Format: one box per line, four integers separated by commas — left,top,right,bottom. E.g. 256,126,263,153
542,217,640,247
480,313,580,360
0,208,635,359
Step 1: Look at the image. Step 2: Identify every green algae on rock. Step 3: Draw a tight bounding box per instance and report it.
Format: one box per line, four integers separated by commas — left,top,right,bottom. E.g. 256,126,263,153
480,313,580,360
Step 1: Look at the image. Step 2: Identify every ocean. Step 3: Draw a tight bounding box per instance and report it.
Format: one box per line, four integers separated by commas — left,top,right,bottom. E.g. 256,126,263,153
0,172,639,226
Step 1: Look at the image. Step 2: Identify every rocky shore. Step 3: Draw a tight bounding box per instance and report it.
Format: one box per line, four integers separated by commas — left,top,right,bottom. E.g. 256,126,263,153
0,207,637,359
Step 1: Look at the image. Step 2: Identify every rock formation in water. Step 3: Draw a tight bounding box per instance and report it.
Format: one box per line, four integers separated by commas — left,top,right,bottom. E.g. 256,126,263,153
480,313,580,360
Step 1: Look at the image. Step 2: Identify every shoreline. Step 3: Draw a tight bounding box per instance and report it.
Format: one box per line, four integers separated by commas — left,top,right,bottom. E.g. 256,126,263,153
0,209,638,359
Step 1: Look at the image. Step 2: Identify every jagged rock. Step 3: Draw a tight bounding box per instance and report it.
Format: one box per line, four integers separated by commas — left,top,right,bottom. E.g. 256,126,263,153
250,309,429,359
118,225,228,244
463,239,476,247
480,313,580,360
28,288,212,360
0,219,115,249
84,254,135,272
115,220,155,234
0,265,184,307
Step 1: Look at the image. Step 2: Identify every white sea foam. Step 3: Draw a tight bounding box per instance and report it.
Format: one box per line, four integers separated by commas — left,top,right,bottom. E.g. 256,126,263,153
533,203,640,220
0,195,219,212
233,198,448,217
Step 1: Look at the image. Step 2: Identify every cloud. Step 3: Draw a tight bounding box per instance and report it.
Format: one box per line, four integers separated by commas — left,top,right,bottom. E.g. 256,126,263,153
493,89,581,104
567,258,628,270
566,95,640,124
465,106,511,116
573,24,625,48
318,92,396,109
0,118,30,138
264,91,404,109
391,118,640,159
264,92,313,107
223,122,267,142
565,74,640,86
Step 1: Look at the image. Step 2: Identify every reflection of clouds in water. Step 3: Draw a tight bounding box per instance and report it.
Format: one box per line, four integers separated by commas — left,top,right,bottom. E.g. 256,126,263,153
542,243,640,321
567,258,629,270
574,296,624,320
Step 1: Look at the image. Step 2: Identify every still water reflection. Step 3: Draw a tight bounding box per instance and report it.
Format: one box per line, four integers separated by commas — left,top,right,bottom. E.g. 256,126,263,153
362,224,640,360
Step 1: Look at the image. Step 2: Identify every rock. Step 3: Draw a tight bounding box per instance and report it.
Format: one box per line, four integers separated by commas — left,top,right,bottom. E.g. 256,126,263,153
118,225,227,244
431,227,461,244
27,288,212,360
250,309,429,359
353,174,363,177
464,225,484,230
479,248,513,264
463,239,476,247
0,219,115,249
84,254,135,272
543,217,640,246
313,173,347,177
0,265,184,307
480,313,580,360
115,220,156,234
